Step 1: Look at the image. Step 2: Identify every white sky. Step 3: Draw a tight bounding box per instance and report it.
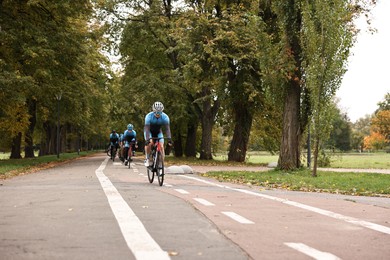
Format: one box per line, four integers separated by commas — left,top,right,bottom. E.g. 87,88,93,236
337,0,390,122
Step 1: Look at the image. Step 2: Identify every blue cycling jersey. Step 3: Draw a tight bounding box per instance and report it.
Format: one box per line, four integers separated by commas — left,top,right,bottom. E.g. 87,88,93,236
123,130,136,148
144,111,171,141
109,133,120,146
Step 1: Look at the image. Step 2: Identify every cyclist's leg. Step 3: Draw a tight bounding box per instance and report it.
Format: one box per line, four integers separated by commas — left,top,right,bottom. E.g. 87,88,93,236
157,132,165,160
123,145,129,161
128,145,133,161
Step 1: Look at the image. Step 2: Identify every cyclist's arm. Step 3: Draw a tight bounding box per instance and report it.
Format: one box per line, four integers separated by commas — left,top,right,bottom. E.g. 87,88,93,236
144,124,151,141
164,124,172,140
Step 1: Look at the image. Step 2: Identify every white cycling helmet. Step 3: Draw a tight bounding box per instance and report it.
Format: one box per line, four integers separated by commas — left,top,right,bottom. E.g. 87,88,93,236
152,101,164,112
127,124,133,130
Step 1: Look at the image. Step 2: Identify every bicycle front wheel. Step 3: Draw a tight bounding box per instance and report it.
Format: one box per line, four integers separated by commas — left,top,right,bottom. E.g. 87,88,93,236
128,148,132,169
147,167,154,183
157,152,164,186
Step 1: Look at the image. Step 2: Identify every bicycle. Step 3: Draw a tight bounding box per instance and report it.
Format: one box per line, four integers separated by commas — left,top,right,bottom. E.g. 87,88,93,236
146,138,165,186
109,144,117,161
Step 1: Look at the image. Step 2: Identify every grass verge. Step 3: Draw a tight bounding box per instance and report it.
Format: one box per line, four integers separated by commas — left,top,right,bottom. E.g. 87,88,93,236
202,169,390,197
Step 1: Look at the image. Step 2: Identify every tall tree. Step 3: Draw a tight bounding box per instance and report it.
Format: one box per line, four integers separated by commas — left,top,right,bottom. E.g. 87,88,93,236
272,0,374,170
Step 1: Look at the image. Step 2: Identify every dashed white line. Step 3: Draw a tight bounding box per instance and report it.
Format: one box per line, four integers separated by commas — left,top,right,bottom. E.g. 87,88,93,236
193,198,215,206
285,243,341,260
96,158,170,260
180,175,390,235
222,211,254,224
174,189,189,194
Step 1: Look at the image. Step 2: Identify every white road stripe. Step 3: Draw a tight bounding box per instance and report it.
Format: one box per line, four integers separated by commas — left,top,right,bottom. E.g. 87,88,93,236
222,211,254,224
180,175,390,235
96,158,170,260
285,243,341,260
193,198,215,206
174,189,189,194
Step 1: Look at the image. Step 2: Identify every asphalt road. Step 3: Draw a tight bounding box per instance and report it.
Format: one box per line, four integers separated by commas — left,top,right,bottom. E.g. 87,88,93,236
1,154,389,260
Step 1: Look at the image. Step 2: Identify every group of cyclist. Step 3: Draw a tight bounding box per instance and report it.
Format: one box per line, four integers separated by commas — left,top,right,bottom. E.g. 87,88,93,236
108,101,172,167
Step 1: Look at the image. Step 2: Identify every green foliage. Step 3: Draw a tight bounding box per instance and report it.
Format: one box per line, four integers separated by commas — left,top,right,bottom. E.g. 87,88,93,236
0,0,111,154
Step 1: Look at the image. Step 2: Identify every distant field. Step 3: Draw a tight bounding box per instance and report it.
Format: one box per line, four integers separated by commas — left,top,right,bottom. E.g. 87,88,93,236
214,151,390,169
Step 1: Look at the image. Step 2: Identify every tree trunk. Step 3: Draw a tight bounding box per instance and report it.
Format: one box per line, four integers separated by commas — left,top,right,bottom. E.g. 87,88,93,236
10,132,22,159
185,122,198,157
24,98,37,158
312,136,320,177
228,102,253,162
278,1,304,170
199,90,219,160
278,81,302,170
200,110,213,160
39,122,52,156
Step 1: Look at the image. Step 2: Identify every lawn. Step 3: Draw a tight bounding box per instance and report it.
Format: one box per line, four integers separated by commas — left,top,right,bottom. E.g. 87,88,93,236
213,151,390,169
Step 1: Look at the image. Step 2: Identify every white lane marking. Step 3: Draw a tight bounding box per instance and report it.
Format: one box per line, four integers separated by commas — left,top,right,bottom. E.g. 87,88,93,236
96,158,170,260
285,243,341,260
113,162,122,166
174,189,189,194
132,167,138,173
222,211,254,224
164,184,173,187
193,198,215,206
180,175,390,235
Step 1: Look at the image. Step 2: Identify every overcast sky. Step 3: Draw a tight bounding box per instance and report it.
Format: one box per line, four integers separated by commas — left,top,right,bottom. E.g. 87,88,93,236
336,0,390,122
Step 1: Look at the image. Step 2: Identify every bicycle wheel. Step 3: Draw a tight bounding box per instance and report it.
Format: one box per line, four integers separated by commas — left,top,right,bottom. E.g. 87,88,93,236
112,147,116,161
128,147,132,169
147,151,155,183
107,146,111,157
147,167,154,183
157,152,164,186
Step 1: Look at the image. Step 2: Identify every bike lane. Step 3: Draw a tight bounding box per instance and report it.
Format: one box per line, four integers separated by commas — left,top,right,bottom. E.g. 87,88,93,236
157,170,390,260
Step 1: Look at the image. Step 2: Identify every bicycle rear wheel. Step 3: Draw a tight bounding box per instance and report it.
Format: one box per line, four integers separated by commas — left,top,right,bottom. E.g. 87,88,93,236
111,147,116,161
157,152,164,186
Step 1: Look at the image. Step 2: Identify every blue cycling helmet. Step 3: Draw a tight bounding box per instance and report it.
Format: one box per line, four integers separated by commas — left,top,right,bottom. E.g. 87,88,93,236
127,124,133,130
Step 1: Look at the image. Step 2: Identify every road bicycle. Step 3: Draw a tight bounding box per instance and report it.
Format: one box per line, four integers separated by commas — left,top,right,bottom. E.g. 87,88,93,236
146,138,165,186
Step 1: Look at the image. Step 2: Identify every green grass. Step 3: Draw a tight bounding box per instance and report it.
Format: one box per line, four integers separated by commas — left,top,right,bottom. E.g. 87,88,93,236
212,151,390,169
202,169,390,197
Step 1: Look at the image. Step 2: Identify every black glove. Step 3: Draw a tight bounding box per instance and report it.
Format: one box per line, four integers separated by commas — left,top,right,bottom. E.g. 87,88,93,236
145,139,150,145
167,139,173,146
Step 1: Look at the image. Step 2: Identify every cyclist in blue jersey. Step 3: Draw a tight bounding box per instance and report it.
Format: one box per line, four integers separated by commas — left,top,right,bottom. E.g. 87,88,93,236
123,124,138,166
119,133,125,162
144,101,172,166
109,130,120,158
